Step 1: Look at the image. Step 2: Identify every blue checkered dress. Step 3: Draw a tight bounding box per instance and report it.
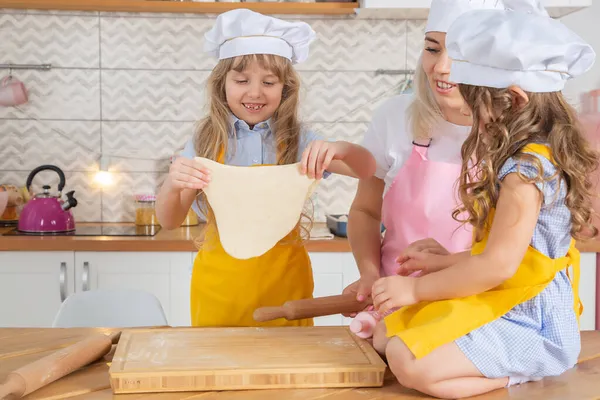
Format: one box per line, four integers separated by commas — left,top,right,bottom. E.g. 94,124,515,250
454,151,580,385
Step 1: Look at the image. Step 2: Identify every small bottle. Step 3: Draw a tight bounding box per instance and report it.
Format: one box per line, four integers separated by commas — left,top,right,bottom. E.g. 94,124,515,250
349,311,380,339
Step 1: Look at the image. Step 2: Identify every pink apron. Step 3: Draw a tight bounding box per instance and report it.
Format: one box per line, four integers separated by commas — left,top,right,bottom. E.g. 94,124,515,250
350,139,473,338
380,139,472,276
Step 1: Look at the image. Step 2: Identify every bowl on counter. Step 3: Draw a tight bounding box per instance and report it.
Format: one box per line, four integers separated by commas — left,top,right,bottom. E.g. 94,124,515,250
326,214,385,238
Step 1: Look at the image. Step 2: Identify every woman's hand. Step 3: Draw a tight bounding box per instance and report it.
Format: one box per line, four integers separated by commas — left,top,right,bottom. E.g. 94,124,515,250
395,238,452,276
397,252,456,277
341,272,379,317
396,238,450,264
167,157,211,191
300,140,350,180
371,276,418,316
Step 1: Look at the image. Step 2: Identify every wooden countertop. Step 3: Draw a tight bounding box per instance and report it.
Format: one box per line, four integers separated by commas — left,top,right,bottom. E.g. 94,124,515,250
2,222,600,253
0,223,351,252
1,327,599,399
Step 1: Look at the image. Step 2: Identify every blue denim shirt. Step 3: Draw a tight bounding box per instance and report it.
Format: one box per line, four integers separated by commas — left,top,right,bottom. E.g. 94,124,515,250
181,115,330,219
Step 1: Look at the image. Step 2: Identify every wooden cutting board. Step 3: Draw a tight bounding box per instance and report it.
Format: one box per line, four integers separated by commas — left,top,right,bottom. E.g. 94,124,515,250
108,326,386,394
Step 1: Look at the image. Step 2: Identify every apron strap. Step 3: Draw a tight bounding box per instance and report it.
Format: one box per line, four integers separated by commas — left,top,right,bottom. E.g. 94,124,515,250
412,139,432,161
217,147,226,164
196,147,226,225
522,144,583,318
563,241,583,322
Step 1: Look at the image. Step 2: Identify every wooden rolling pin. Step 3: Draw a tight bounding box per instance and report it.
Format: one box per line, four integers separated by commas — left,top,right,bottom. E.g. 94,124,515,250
253,293,372,322
0,331,120,399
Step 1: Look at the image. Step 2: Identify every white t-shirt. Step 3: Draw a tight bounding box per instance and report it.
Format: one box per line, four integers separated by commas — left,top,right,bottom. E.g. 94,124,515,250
361,94,472,195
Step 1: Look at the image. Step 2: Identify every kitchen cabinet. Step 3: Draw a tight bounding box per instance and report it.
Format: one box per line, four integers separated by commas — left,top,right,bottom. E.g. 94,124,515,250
310,252,347,326
342,254,362,326
171,253,194,327
0,250,356,328
74,252,192,327
0,1,358,15
0,251,192,328
0,250,596,330
357,0,591,18
0,252,74,327
579,252,596,331
1,0,587,18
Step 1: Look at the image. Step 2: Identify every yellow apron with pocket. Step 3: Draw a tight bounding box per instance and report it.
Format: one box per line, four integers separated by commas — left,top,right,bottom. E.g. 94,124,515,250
384,143,582,359
190,153,314,327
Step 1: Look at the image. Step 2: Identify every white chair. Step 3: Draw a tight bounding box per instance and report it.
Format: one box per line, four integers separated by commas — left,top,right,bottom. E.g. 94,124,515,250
52,289,168,328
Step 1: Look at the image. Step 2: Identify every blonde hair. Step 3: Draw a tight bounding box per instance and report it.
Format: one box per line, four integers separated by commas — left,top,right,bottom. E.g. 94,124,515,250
407,56,445,140
192,54,313,248
453,85,599,242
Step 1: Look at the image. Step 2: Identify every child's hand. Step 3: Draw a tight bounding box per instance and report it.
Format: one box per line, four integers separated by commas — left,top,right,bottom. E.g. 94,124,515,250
167,157,211,191
341,273,379,317
371,276,418,315
300,140,350,179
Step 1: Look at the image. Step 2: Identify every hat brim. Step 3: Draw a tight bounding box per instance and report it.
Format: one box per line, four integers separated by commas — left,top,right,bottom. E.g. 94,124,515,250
449,61,567,93
219,36,293,62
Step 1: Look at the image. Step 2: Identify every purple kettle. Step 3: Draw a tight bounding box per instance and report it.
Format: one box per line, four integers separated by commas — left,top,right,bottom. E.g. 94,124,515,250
17,165,78,233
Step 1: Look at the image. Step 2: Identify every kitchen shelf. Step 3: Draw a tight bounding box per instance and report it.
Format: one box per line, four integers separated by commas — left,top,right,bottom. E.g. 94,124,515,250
357,0,591,19
0,1,359,15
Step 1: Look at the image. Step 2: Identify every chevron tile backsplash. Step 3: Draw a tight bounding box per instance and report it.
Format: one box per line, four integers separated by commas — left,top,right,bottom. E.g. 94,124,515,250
0,13,100,68
0,9,423,222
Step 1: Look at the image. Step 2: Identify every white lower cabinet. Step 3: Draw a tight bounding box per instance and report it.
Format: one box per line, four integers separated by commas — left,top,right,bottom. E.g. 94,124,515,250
0,252,75,327
169,252,194,327
310,252,346,326
74,252,192,328
0,251,596,330
579,252,597,331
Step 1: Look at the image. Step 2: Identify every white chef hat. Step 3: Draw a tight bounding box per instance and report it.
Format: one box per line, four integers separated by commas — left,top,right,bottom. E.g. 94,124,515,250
425,0,508,33
502,0,548,15
446,7,595,92
204,9,316,65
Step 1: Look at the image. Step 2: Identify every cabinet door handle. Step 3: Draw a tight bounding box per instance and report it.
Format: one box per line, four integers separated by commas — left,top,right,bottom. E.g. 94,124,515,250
59,262,67,302
82,261,90,291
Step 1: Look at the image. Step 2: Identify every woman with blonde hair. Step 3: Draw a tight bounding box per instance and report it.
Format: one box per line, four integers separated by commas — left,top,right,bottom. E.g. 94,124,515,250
372,3,595,396
156,9,375,328
344,0,508,336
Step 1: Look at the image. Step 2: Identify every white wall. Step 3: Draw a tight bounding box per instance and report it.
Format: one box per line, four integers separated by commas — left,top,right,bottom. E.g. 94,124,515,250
561,1,600,109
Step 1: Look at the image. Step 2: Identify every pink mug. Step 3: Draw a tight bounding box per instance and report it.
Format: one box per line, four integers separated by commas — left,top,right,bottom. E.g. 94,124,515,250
0,76,28,107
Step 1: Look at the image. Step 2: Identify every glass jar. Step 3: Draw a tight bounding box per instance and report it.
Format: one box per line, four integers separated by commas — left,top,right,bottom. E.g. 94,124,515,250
181,207,199,227
0,185,24,222
134,194,159,226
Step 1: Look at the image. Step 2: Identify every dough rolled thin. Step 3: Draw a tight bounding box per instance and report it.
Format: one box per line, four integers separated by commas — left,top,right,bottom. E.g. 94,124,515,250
196,157,319,259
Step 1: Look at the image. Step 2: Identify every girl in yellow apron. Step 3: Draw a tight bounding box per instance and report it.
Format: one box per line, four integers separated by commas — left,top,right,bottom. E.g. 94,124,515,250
155,10,376,328
368,7,598,399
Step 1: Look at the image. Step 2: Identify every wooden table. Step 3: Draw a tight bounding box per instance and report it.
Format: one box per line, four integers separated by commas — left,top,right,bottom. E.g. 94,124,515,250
1,328,600,399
